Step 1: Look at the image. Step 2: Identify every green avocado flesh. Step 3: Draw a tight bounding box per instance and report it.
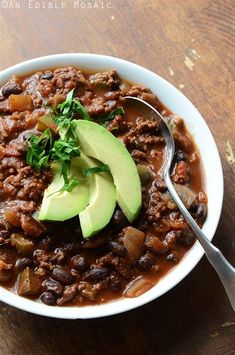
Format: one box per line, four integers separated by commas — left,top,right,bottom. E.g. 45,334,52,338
78,154,116,238
75,120,142,222
38,158,89,221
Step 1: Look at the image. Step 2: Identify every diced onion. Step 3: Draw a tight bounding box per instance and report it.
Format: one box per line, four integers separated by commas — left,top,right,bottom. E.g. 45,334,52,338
124,276,153,297
9,95,32,112
123,227,145,263
174,184,197,209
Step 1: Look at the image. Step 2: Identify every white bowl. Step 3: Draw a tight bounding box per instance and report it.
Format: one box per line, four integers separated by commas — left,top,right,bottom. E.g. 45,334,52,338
0,54,223,319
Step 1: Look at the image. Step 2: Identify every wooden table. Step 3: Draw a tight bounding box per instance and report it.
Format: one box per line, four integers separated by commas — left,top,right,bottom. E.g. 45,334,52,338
0,0,234,354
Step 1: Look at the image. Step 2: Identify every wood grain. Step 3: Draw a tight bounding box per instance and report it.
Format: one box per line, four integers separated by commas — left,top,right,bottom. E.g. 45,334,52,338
0,0,235,354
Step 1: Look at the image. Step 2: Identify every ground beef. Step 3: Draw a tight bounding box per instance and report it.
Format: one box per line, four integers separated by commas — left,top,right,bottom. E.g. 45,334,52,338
107,114,127,133
122,117,164,152
86,97,106,116
123,85,151,98
131,150,147,163
172,161,190,184
1,157,25,176
89,70,121,90
2,166,51,201
0,115,36,140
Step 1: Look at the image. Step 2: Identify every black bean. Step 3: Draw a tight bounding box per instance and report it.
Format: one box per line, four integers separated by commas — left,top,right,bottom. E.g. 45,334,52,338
2,83,22,97
62,242,80,255
81,234,108,250
49,248,66,264
177,228,195,246
84,267,109,282
111,209,128,230
43,277,64,296
15,257,32,272
137,252,155,270
189,200,198,213
51,267,74,285
195,203,207,221
41,72,54,80
107,241,125,256
167,253,179,263
41,292,57,305
70,255,89,271
175,150,187,162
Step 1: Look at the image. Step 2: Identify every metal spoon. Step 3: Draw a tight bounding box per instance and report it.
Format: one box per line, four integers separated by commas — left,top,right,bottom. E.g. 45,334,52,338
125,96,235,311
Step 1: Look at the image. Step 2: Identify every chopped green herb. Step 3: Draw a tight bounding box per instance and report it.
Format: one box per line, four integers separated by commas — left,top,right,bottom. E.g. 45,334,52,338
102,122,119,131
57,88,75,115
99,107,125,124
58,162,80,193
50,138,80,162
101,121,109,128
82,165,110,177
61,178,80,193
57,88,91,121
54,88,91,140
46,176,80,197
110,125,119,131
105,107,125,121
26,88,91,193
27,130,80,193
26,128,53,170
50,138,81,193
73,99,91,121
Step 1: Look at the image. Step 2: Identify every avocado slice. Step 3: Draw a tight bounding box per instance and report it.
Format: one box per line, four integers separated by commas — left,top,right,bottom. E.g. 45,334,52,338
74,120,142,222
38,157,89,221
79,154,116,238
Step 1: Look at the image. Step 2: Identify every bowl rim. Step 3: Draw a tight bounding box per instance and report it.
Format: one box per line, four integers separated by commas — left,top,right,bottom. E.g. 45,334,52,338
0,53,224,319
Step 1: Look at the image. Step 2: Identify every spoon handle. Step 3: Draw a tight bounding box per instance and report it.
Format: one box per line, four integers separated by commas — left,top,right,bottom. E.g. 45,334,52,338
165,172,235,312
